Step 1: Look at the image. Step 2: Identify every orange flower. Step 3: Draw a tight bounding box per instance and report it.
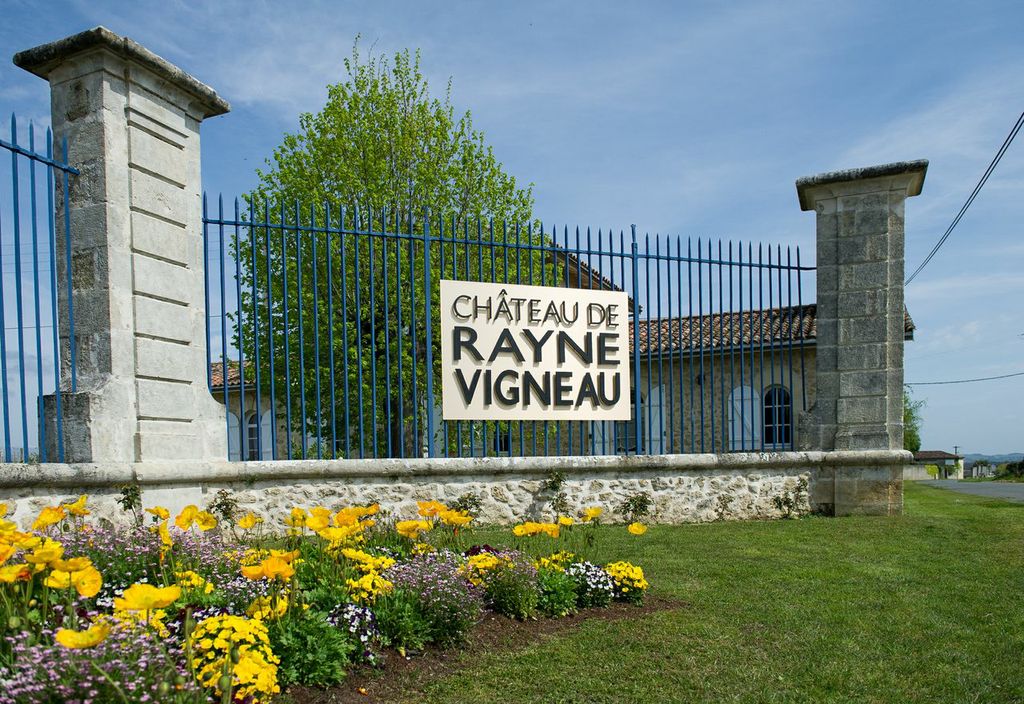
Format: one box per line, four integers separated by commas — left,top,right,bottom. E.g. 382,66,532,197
417,500,448,518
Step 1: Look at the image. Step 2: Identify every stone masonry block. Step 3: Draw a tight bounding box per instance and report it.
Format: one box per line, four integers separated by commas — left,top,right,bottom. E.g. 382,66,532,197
129,125,187,186
837,343,885,372
839,370,887,397
134,296,192,342
135,336,195,382
124,86,191,137
839,261,888,291
133,253,192,303
839,317,887,345
132,210,190,265
136,379,195,420
837,396,886,424
130,168,188,227
838,290,888,318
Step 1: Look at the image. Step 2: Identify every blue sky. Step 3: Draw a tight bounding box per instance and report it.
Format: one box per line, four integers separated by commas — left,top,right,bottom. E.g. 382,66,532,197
1,0,1021,454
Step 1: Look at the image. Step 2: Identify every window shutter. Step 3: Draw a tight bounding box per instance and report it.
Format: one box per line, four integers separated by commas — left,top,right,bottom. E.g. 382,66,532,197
227,412,240,461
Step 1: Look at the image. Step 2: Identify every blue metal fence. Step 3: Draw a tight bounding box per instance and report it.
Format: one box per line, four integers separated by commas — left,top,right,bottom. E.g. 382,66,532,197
204,196,815,461
0,116,77,463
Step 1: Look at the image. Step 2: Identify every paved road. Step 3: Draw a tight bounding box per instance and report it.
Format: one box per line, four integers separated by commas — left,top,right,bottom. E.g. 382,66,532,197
923,480,1024,503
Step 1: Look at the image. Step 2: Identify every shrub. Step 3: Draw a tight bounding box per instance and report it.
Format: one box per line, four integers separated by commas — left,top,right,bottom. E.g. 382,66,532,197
374,588,432,654
268,611,354,688
386,550,483,645
537,567,577,617
616,492,653,524
484,552,538,620
566,561,615,608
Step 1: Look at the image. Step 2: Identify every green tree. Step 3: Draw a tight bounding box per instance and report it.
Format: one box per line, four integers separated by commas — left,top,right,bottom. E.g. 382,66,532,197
903,391,924,453
229,42,556,459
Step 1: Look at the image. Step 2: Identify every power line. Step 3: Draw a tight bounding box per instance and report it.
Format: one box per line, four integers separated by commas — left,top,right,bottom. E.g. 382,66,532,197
905,370,1024,386
905,109,1024,285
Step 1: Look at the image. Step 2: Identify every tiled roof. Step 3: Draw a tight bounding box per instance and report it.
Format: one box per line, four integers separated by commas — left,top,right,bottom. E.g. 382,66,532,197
913,450,962,462
212,305,917,384
209,360,248,390
629,304,915,354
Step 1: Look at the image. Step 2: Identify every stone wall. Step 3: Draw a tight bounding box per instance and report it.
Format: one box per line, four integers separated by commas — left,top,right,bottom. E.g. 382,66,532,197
0,450,907,528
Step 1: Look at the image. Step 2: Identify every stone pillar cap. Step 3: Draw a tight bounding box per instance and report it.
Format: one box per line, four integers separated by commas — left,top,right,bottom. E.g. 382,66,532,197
13,26,230,118
796,160,928,211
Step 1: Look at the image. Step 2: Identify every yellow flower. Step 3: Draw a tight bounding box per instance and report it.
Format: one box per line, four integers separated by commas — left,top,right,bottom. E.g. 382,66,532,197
32,506,66,531
195,511,218,531
0,563,31,583
0,543,16,565
305,511,330,532
145,506,170,520
438,509,473,528
417,500,448,518
176,570,215,594
627,522,648,535
241,556,295,581
113,583,181,611
238,512,262,530
25,539,64,566
73,566,103,597
45,569,72,589
346,572,393,603
62,495,90,517
0,502,7,517
55,622,110,649
156,520,173,547
52,556,92,572
558,516,575,526
284,507,308,531
395,519,432,539
175,505,199,530
511,521,559,538
246,595,288,620
581,506,604,522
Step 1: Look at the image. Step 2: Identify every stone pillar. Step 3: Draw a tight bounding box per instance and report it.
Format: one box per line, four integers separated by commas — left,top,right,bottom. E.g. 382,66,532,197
797,161,927,514
15,27,229,463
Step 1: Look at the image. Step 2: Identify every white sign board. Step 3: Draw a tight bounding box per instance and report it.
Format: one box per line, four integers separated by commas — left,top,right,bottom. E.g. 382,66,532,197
440,280,631,421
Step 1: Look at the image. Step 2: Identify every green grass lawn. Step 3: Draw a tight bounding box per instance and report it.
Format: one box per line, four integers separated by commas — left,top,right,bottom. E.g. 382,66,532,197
416,484,1024,703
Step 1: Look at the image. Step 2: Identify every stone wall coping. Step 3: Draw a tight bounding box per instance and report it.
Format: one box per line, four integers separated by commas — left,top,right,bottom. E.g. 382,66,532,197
796,160,928,211
13,26,230,118
0,450,912,489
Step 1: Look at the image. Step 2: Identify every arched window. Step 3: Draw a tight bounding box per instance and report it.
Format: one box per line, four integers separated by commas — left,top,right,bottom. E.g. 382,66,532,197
246,412,260,461
762,387,792,448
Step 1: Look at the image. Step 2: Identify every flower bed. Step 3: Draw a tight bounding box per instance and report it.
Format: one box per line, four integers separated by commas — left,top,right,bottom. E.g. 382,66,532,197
0,495,649,703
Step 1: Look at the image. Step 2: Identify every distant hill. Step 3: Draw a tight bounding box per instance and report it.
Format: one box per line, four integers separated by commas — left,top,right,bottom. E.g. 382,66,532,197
964,453,1024,465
